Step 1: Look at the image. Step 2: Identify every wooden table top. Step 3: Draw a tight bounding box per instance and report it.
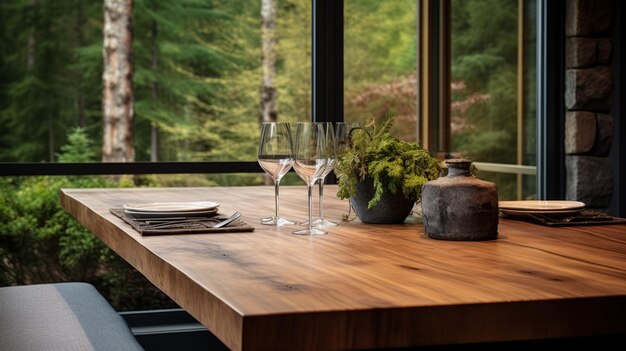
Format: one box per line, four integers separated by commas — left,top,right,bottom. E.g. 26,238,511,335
60,186,626,350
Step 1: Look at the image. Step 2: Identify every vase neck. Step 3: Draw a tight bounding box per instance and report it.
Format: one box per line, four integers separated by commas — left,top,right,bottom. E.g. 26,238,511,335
445,159,472,177
448,167,471,177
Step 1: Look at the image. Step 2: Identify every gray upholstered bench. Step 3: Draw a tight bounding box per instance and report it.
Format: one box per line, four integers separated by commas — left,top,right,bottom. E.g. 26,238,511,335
0,282,143,351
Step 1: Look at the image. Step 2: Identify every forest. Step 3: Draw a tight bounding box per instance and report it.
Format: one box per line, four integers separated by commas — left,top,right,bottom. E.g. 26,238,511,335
0,0,530,309
0,0,529,169
0,0,304,166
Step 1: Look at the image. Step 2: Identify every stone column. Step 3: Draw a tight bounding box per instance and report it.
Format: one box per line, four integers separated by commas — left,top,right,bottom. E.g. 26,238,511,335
565,0,614,210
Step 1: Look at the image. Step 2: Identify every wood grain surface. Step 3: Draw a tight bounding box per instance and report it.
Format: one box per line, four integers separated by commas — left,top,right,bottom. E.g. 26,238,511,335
60,186,626,350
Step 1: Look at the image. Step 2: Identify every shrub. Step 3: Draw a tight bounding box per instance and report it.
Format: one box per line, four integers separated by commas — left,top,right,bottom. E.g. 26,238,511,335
0,128,176,310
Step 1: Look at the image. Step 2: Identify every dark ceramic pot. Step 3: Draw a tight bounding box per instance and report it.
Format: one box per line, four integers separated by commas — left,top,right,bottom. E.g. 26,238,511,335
350,177,416,224
421,159,499,241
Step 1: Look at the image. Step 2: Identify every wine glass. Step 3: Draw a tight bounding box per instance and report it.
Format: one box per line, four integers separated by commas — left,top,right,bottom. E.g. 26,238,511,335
311,122,337,227
311,122,360,227
258,122,296,226
334,122,361,220
292,122,329,235
334,122,360,154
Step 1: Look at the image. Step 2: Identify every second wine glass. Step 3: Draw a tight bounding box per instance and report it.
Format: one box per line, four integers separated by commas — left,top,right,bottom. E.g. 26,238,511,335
258,122,296,226
292,122,329,235
311,122,337,227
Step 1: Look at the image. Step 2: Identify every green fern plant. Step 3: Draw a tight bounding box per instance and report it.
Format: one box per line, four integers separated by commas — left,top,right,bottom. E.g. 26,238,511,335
335,118,441,208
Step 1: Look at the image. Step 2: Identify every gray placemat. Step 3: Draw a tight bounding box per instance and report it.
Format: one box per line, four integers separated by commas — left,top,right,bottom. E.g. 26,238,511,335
503,210,626,227
110,208,255,235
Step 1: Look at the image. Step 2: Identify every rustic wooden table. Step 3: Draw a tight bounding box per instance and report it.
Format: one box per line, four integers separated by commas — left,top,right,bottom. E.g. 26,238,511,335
60,186,626,351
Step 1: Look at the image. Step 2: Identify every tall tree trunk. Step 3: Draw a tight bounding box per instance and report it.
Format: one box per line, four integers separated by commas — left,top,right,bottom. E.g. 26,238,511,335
150,18,159,162
260,0,277,123
102,0,134,162
261,0,277,185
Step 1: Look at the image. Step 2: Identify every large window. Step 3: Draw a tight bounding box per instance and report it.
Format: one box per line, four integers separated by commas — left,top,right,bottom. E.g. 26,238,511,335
0,0,310,168
344,0,537,200
3,0,538,200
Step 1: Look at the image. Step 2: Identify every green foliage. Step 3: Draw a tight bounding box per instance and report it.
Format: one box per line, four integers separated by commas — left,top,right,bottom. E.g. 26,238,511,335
0,0,103,162
343,0,534,200
450,0,519,165
344,0,419,140
276,0,312,123
0,135,175,310
1,177,97,281
132,0,248,162
335,118,440,208
345,0,417,82
0,0,314,169
57,127,96,163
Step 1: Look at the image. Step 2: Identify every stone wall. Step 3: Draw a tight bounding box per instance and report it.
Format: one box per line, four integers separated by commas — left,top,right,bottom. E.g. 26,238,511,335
565,0,615,209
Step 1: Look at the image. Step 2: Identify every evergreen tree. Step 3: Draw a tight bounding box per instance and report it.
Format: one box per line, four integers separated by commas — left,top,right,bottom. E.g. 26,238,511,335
132,0,257,162
0,1,95,162
0,0,102,162
450,0,518,164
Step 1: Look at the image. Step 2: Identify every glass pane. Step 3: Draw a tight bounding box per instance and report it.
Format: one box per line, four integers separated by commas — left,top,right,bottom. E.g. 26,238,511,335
0,0,311,311
450,0,536,200
0,175,176,310
344,0,418,141
0,0,311,164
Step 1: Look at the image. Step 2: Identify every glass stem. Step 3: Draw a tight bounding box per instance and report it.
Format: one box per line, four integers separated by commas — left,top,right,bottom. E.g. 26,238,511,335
274,179,280,219
318,179,325,220
307,184,313,229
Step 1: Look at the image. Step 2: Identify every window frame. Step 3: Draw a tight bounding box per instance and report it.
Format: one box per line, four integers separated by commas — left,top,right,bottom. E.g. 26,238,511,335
0,0,342,177
0,0,564,200
417,0,565,200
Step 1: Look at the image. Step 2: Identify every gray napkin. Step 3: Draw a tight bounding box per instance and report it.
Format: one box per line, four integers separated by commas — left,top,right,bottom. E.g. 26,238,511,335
506,211,626,227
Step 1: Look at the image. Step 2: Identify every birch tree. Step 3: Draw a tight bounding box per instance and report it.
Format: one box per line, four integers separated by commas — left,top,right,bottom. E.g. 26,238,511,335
102,0,134,162
260,0,277,123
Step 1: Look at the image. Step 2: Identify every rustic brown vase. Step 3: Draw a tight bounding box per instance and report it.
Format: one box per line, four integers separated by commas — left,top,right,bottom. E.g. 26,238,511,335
421,159,499,241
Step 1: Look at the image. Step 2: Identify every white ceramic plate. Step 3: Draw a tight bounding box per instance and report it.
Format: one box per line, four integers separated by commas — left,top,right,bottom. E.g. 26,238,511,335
499,200,585,211
499,200,585,218
123,201,219,213
499,207,585,217
123,208,219,218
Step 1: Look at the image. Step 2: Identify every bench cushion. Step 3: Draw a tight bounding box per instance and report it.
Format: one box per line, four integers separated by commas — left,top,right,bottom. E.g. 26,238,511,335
0,282,143,351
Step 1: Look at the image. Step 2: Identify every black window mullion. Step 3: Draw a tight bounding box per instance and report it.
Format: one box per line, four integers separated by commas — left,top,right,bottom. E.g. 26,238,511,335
536,0,565,199
0,162,262,176
312,0,344,123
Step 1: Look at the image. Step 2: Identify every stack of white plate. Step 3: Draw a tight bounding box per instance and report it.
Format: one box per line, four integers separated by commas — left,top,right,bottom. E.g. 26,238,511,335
123,201,220,218
498,200,585,217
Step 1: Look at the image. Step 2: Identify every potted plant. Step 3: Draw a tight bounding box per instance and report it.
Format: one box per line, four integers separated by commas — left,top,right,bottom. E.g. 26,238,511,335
335,118,440,223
